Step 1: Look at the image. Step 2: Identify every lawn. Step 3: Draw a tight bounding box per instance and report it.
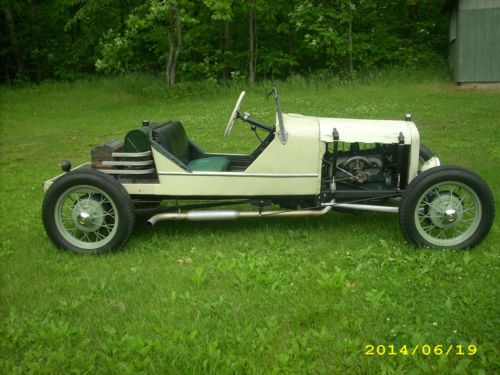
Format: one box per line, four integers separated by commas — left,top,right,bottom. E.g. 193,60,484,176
0,72,499,374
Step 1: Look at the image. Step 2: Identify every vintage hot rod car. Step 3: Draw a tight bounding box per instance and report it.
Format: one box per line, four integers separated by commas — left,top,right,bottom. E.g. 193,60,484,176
42,88,494,254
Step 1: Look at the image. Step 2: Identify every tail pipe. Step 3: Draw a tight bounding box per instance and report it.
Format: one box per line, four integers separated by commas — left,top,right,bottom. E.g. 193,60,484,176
146,204,333,227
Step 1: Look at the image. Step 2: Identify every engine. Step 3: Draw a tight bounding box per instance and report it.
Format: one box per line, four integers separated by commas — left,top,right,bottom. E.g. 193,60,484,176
284,142,408,208
335,155,390,184
330,143,398,190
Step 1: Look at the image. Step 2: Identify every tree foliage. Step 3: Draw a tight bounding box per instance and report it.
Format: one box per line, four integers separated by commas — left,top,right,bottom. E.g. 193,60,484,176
0,0,448,85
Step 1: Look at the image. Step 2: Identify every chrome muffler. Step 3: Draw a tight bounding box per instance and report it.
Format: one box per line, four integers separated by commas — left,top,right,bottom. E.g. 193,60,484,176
146,204,333,227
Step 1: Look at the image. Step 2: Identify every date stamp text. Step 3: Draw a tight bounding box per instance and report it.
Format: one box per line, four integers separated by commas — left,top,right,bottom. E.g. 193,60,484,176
364,344,477,356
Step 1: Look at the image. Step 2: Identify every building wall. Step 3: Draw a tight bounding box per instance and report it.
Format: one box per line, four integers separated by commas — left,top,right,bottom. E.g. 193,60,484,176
453,0,500,83
460,0,500,10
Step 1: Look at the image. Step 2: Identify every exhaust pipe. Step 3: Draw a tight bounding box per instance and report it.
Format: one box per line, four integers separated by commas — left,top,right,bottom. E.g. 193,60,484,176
332,203,398,213
146,205,333,227
145,200,398,227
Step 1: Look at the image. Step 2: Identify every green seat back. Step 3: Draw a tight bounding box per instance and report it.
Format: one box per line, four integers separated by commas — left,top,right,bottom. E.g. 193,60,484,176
151,121,190,165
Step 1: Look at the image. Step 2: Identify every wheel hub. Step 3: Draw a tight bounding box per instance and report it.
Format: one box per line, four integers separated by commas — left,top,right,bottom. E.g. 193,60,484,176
443,208,457,223
71,198,105,232
77,211,91,225
428,193,464,229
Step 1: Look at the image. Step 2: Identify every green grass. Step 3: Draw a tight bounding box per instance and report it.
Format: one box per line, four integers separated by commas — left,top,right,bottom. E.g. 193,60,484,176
1,71,499,374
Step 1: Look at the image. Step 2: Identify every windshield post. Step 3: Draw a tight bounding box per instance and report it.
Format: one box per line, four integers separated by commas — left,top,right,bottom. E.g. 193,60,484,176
272,87,287,144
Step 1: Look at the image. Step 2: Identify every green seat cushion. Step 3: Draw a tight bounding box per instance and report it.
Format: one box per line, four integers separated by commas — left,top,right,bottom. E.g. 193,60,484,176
187,157,230,172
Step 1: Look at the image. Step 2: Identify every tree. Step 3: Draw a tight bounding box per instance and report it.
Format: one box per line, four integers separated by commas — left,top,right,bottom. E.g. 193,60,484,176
0,0,448,84
248,0,256,84
348,0,353,72
95,0,195,87
289,0,353,72
2,3,23,77
165,4,182,87
203,0,233,81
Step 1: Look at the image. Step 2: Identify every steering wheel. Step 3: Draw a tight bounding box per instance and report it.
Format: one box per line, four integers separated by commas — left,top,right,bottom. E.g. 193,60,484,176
224,91,246,137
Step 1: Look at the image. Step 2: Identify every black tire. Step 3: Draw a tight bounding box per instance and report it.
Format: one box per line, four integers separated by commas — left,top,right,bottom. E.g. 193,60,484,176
399,166,494,249
419,143,434,163
42,170,135,254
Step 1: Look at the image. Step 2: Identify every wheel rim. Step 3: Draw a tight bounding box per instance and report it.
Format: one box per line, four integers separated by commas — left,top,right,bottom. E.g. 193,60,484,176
414,181,482,247
54,185,119,250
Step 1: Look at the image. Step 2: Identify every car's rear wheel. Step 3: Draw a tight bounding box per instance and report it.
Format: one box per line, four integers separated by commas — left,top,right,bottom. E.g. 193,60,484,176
42,170,135,254
399,166,494,249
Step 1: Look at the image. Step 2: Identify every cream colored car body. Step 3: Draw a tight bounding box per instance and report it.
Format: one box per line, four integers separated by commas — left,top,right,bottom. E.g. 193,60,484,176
43,91,496,254
119,113,420,197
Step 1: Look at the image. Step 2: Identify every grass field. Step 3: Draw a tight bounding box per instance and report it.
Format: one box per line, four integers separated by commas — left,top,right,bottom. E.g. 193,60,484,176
1,71,499,374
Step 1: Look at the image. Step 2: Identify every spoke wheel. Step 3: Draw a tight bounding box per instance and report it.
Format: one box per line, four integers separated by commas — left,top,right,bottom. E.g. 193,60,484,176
399,166,494,249
43,170,135,254
414,182,481,247
55,186,119,249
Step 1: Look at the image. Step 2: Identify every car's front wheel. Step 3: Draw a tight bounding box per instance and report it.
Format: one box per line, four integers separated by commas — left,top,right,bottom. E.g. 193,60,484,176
42,170,135,254
399,166,494,249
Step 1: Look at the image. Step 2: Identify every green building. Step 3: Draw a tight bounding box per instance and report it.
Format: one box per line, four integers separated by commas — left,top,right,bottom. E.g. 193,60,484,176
443,0,500,83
